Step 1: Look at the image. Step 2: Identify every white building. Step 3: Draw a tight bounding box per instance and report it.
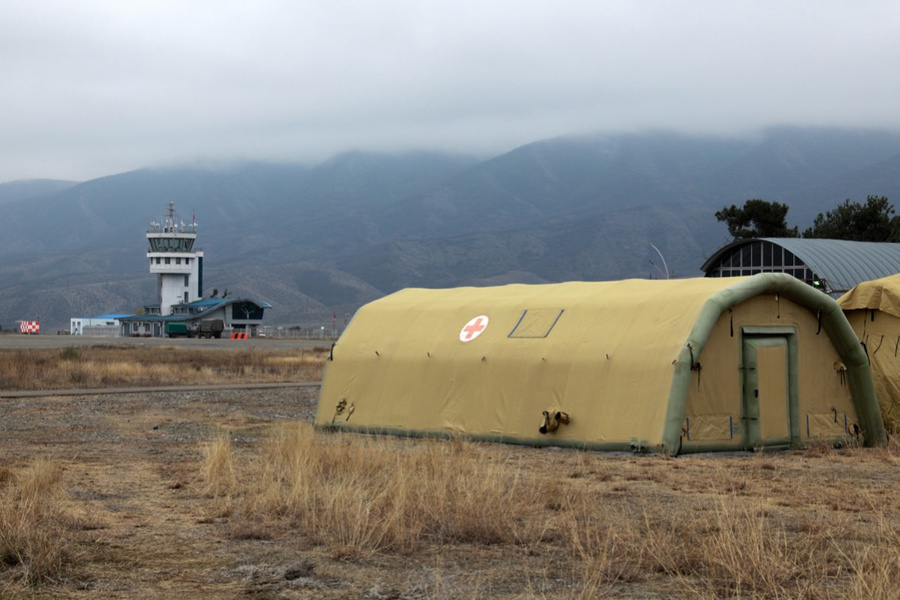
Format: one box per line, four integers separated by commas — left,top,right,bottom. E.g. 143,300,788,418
70,315,130,336
72,201,270,338
146,201,203,314
118,201,269,338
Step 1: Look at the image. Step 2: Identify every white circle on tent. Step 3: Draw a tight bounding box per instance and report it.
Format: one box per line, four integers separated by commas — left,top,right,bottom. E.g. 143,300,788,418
459,315,489,343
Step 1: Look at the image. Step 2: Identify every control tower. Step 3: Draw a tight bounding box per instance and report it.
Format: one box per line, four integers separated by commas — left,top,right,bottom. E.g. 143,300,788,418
147,202,203,315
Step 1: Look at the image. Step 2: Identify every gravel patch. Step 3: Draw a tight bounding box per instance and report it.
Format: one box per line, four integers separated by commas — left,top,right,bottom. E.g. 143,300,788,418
0,385,321,449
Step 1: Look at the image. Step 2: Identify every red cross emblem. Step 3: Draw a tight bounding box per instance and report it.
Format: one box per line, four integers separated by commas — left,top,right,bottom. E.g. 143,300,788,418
459,315,489,343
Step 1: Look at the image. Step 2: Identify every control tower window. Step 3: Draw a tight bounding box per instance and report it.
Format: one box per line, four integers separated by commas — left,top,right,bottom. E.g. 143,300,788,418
149,238,195,253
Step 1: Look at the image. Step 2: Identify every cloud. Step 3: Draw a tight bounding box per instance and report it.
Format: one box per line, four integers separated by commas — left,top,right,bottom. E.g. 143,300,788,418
2,0,899,181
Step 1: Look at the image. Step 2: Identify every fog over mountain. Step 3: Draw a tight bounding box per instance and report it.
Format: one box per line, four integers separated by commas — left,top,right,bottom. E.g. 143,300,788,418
3,127,900,332
5,3,900,183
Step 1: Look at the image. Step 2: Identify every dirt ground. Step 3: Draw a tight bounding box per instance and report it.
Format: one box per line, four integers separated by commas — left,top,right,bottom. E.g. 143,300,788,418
5,385,599,599
1,385,325,598
3,384,900,599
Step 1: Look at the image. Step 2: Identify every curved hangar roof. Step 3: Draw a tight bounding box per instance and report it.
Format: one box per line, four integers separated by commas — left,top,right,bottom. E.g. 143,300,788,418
701,238,900,295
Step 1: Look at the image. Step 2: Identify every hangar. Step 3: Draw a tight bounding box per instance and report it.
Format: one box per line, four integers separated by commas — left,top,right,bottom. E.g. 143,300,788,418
317,273,885,453
701,238,900,296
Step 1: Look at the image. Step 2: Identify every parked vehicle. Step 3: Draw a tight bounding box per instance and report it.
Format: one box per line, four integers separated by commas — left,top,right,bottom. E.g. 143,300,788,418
165,322,190,337
165,319,224,338
197,319,224,339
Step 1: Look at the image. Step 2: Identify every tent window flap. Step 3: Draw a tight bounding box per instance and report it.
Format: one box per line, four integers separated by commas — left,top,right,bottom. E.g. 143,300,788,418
508,309,564,339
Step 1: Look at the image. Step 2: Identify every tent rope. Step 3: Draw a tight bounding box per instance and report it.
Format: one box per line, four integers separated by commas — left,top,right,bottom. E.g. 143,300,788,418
873,335,885,355
687,343,702,389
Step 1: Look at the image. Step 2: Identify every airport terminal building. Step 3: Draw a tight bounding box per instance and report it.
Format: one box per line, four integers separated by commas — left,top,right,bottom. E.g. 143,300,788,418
72,202,269,338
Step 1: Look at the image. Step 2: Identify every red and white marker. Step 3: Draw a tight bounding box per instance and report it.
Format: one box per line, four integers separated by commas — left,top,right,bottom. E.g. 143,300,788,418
459,315,489,343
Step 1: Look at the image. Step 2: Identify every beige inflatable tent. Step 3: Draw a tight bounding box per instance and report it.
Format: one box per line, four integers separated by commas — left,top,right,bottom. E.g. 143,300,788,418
317,273,885,453
839,274,900,431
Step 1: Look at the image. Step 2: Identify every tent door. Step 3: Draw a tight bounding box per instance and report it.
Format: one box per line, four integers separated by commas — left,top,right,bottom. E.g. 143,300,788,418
741,335,795,449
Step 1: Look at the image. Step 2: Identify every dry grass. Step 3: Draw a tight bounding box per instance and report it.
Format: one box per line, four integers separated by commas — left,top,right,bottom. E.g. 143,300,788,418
204,426,540,556
202,434,238,499
5,344,900,597
0,458,79,589
202,425,900,599
0,345,327,389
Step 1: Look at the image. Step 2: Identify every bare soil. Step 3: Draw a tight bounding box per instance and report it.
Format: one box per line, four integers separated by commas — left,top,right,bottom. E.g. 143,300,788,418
1,385,323,598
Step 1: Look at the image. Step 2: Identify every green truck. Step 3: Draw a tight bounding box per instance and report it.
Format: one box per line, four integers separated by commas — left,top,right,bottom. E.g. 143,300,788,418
164,322,190,337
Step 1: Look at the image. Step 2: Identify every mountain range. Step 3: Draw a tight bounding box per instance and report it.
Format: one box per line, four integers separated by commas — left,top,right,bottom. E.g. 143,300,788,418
3,126,900,332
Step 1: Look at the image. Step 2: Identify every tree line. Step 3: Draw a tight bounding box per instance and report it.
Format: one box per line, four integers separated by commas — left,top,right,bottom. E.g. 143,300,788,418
716,195,900,242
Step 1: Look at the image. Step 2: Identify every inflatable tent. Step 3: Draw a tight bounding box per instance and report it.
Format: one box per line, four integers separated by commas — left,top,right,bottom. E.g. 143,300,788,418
317,273,885,453
839,274,900,431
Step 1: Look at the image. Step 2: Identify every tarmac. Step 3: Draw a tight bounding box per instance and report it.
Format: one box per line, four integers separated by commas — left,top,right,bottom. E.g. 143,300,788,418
0,332,334,351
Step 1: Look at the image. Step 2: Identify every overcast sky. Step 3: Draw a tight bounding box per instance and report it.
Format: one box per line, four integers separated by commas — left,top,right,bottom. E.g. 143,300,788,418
2,1,899,182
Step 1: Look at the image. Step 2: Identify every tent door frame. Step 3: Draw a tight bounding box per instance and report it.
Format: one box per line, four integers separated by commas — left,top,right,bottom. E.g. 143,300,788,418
740,327,800,450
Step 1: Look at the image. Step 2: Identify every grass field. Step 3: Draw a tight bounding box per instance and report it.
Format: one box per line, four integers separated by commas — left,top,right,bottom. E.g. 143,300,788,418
0,345,328,389
1,345,899,598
